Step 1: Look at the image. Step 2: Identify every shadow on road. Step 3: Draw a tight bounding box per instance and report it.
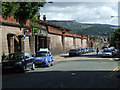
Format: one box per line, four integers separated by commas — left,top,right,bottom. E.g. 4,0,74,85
2,70,120,88
60,53,103,58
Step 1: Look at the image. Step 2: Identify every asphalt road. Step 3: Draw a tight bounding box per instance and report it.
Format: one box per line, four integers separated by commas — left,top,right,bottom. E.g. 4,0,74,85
2,52,120,88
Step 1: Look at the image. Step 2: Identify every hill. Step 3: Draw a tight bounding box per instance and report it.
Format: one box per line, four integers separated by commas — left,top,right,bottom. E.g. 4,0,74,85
47,20,118,36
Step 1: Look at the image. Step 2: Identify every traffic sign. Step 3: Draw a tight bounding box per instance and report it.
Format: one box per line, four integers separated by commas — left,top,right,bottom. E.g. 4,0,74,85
23,28,32,33
23,28,32,36
23,32,26,41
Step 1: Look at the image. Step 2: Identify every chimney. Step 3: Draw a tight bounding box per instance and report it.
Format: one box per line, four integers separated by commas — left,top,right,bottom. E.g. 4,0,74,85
43,15,46,21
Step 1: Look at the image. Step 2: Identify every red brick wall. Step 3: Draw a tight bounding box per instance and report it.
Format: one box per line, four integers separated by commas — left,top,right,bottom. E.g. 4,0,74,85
0,16,30,26
48,27,62,35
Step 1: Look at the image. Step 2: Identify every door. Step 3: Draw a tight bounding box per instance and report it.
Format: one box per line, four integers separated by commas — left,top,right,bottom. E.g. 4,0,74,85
24,52,33,68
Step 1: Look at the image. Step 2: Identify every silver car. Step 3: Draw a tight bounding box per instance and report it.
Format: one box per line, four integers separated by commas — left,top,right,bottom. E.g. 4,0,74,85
102,48,113,57
69,49,81,56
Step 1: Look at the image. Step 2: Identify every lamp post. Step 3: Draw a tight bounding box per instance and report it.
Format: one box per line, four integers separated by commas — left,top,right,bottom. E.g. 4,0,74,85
111,16,120,26
37,12,40,51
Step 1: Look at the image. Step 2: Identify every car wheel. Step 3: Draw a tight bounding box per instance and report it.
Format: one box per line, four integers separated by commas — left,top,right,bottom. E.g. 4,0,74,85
21,65,26,73
31,63,35,70
47,62,51,67
51,61,53,66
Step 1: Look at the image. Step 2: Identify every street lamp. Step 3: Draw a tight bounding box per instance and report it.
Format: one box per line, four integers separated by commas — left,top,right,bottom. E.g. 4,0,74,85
111,16,120,26
111,15,120,18
37,12,40,51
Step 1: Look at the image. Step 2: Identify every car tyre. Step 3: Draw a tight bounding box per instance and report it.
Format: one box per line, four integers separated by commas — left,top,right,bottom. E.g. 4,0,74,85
47,62,51,67
51,62,53,66
31,63,35,70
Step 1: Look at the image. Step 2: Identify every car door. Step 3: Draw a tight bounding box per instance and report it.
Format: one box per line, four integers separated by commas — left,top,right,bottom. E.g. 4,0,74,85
48,51,53,62
24,52,33,68
27,53,34,68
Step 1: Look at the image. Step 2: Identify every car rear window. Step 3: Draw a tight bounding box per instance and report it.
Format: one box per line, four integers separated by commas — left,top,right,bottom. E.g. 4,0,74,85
4,53,23,61
35,52,48,57
103,49,112,52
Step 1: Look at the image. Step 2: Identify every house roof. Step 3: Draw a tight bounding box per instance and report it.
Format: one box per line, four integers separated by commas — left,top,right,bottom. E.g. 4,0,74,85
38,20,71,31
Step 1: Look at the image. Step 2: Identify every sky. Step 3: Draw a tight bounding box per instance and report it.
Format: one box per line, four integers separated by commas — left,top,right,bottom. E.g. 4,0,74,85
40,1,119,25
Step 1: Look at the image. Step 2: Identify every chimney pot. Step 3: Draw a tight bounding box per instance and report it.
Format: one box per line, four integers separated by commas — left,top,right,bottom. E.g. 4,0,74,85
43,15,46,21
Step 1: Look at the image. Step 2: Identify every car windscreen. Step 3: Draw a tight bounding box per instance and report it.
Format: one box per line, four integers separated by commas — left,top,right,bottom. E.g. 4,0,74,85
70,50,78,52
103,49,112,52
35,52,47,57
4,53,24,61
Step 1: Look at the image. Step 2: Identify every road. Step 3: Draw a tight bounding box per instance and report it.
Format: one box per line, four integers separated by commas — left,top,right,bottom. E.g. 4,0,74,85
2,52,120,88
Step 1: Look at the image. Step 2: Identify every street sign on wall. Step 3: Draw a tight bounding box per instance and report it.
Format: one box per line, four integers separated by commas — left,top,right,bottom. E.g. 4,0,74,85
23,28,32,33
23,28,32,36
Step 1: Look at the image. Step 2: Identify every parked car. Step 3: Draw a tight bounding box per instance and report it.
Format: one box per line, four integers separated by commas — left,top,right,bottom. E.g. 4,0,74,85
109,47,117,56
80,48,85,54
88,48,93,52
69,49,81,56
102,46,108,50
82,48,87,53
77,48,83,54
113,52,120,61
2,52,35,73
102,48,114,57
85,48,89,53
34,48,53,67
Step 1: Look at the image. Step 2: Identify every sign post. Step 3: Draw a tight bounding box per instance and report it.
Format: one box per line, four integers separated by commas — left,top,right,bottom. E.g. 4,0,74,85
23,28,32,52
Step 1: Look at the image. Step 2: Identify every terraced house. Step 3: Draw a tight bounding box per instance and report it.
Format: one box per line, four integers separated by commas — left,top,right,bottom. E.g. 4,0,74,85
0,15,91,63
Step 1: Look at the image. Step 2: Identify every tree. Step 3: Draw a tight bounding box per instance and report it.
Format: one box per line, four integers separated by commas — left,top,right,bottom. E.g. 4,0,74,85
109,27,120,47
2,2,46,29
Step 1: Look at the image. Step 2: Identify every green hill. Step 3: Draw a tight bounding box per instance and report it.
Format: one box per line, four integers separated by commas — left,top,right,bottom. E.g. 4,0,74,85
47,20,118,36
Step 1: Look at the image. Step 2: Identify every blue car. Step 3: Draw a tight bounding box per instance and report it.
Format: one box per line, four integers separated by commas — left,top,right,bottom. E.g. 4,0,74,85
34,49,53,67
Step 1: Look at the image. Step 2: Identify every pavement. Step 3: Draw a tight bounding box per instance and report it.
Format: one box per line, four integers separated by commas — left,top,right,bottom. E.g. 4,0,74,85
53,52,114,62
53,53,68,61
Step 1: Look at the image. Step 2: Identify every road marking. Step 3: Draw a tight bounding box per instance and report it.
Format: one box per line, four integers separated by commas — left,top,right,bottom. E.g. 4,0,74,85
109,58,113,61
54,58,113,62
104,66,120,79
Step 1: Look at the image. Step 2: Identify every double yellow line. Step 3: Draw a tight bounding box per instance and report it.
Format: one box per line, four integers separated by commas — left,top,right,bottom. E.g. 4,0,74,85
104,66,120,79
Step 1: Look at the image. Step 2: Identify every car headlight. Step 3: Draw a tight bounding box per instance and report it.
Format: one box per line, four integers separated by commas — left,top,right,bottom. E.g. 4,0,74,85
43,58,47,61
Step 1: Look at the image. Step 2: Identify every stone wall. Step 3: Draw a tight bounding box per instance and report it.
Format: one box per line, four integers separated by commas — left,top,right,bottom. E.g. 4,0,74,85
75,38,82,48
29,36,35,55
64,36,74,53
0,26,2,62
48,34,63,55
0,24,89,62
82,39,87,48
1,25,32,57
24,36,30,53
2,26,22,55
48,33,89,55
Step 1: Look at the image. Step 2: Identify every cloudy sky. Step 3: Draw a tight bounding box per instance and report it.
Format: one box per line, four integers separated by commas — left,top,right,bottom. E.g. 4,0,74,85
40,1,119,25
